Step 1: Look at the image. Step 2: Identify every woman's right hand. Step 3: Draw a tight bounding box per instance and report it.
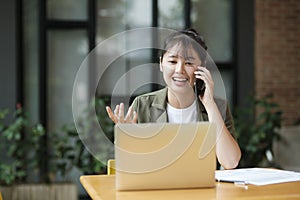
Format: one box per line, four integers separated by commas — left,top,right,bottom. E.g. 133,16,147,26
106,102,138,124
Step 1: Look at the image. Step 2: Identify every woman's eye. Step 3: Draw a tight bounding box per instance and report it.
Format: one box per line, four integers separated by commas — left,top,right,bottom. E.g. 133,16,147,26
185,62,194,66
168,60,177,64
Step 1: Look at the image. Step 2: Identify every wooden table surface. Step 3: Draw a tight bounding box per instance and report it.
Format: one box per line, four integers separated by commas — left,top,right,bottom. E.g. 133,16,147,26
80,175,300,200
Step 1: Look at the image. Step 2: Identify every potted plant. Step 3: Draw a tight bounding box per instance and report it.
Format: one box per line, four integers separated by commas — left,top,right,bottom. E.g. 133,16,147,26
48,96,114,199
50,96,114,177
234,94,283,168
0,105,77,200
0,97,115,199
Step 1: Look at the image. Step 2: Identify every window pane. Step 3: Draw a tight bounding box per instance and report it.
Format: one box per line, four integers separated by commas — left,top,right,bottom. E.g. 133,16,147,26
96,49,154,96
47,30,88,131
47,0,88,20
96,0,152,38
24,0,39,124
96,0,126,39
126,0,152,28
158,0,185,29
191,0,233,62
96,0,153,96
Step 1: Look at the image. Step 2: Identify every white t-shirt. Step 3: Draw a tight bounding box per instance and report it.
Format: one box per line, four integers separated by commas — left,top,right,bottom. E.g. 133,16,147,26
166,100,198,123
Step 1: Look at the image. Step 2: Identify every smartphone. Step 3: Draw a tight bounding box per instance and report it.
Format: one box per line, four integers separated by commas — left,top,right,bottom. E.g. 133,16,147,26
195,65,206,96
195,77,205,94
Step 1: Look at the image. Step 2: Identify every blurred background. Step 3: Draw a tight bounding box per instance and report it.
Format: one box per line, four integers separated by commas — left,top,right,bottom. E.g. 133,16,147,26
0,0,299,199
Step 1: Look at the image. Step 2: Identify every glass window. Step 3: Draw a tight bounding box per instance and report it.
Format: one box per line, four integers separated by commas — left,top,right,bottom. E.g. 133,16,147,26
191,0,233,62
96,49,154,96
96,0,152,39
47,30,88,132
24,0,235,129
158,0,185,29
24,0,39,124
126,0,152,28
96,0,153,96
96,0,126,39
47,0,88,20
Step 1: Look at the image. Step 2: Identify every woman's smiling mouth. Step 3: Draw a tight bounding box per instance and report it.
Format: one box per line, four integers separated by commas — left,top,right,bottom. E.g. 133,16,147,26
172,77,188,82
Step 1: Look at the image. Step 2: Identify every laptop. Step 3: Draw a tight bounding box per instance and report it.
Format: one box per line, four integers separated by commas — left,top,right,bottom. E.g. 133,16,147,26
114,122,216,191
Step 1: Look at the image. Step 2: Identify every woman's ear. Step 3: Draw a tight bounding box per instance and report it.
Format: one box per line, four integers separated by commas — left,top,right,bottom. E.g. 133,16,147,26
159,56,163,72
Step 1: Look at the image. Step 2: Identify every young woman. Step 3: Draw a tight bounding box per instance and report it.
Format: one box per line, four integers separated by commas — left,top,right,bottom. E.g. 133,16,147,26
106,28,241,169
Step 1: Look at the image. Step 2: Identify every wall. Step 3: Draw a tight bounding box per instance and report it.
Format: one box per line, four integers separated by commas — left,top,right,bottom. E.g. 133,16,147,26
0,1,17,111
236,0,255,108
255,0,300,126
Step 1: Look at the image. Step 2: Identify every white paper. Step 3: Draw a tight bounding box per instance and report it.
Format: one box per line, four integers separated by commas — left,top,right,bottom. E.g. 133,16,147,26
215,168,300,186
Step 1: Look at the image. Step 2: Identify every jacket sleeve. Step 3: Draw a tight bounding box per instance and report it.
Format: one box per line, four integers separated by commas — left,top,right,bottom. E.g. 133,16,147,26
225,104,236,139
131,96,150,123
214,98,236,139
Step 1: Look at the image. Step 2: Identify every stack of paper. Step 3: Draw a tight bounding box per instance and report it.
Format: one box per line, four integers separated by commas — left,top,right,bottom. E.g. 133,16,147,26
215,168,300,186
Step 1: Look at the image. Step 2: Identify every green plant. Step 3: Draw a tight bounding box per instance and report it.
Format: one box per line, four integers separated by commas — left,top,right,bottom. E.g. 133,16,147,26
49,125,104,178
49,97,114,179
234,94,283,168
0,105,45,185
0,97,114,185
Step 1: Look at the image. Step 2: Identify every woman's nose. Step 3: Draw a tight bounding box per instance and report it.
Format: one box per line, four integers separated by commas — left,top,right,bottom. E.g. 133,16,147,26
175,62,186,73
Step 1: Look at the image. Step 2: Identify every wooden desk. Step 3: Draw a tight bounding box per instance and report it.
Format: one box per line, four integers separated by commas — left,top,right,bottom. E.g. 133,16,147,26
80,175,300,200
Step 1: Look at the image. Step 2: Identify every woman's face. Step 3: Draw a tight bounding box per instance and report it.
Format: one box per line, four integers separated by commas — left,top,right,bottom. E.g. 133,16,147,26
160,45,202,95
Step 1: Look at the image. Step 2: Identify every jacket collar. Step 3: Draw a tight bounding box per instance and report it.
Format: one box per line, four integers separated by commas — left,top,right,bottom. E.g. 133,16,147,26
150,87,207,122
150,87,168,122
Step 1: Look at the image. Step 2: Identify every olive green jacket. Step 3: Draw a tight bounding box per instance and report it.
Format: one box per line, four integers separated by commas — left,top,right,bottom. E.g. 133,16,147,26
131,87,236,137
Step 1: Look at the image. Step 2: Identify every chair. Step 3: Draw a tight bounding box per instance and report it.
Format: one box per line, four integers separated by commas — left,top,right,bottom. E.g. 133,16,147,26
107,159,115,175
0,191,3,200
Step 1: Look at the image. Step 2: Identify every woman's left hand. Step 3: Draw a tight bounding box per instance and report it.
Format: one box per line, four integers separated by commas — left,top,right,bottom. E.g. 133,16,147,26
106,102,138,124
